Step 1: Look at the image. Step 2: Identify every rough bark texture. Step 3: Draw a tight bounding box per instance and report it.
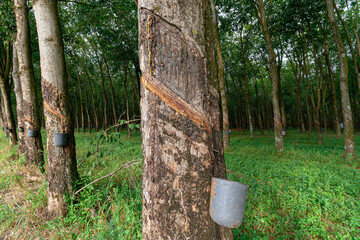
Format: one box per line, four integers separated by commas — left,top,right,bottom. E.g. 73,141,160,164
139,0,233,239
324,41,341,138
32,0,79,218
12,44,26,155
15,0,44,166
256,0,283,151
326,0,356,159
210,0,230,148
0,43,17,145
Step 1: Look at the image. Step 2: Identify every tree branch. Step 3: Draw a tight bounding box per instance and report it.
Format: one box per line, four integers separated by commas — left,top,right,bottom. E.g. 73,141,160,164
73,159,141,197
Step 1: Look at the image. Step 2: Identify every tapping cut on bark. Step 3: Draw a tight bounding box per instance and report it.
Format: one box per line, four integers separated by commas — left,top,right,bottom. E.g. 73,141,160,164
141,73,211,133
139,1,233,238
32,0,78,219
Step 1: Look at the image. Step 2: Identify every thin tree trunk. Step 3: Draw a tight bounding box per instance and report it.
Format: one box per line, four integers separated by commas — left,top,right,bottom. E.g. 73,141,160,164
99,41,118,129
12,44,26,155
211,0,230,148
32,0,79,218
289,56,306,134
326,0,356,159
123,62,131,138
83,66,99,131
309,31,323,144
0,43,17,145
254,80,264,135
75,69,85,132
81,73,91,133
320,52,329,135
139,0,233,238
335,3,360,103
240,34,254,138
98,60,108,129
324,41,341,137
256,0,283,151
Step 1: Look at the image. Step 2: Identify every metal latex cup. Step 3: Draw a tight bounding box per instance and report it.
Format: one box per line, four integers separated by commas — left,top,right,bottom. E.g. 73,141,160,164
210,178,249,228
53,133,68,147
28,129,37,138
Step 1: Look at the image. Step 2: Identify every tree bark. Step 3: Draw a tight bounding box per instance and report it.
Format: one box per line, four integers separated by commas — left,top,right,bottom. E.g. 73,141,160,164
32,0,79,218
0,43,17,145
256,0,283,151
12,44,26,155
15,0,45,166
326,0,356,159
139,0,233,238
210,0,230,148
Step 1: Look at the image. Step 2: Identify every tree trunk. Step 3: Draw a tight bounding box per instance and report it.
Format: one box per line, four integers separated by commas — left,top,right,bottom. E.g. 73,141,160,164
309,33,322,144
98,40,118,129
123,62,131,138
289,57,305,134
210,0,230,148
15,0,45,166
0,43,17,145
98,60,108,129
12,44,26,155
254,80,264,135
277,61,287,133
83,66,99,131
32,0,79,218
81,73,91,133
75,69,85,132
326,0,356,159
256,0,283,151
320,53,329,135
240,35,254,138
139,0,233,238
324,41,341,137
335,4,360,111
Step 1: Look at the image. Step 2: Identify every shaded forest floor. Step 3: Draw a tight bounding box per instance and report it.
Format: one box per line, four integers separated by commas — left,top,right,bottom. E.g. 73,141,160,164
0,129,359,239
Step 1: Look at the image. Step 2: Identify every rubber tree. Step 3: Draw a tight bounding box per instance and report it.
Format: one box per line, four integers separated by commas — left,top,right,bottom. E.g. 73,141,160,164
139,0,233,238
14,0,44,167
32,0,79,218
326,0,356,159
0,42,17,145
255,0,283,151
12,44,26,155
210,0,230,148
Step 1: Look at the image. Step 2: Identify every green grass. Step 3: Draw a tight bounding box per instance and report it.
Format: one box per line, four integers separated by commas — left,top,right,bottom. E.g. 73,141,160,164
0,129,359,239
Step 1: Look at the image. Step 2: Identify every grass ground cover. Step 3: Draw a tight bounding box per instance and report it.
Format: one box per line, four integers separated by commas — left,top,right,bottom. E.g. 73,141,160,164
0,129,359,239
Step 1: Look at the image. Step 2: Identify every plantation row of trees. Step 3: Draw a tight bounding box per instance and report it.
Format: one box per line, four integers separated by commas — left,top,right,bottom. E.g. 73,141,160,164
0,0,358,238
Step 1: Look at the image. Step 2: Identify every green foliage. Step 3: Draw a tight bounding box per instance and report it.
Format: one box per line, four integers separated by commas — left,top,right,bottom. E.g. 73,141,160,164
227,130,360,239
0,0,16,42
1,129,359,239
